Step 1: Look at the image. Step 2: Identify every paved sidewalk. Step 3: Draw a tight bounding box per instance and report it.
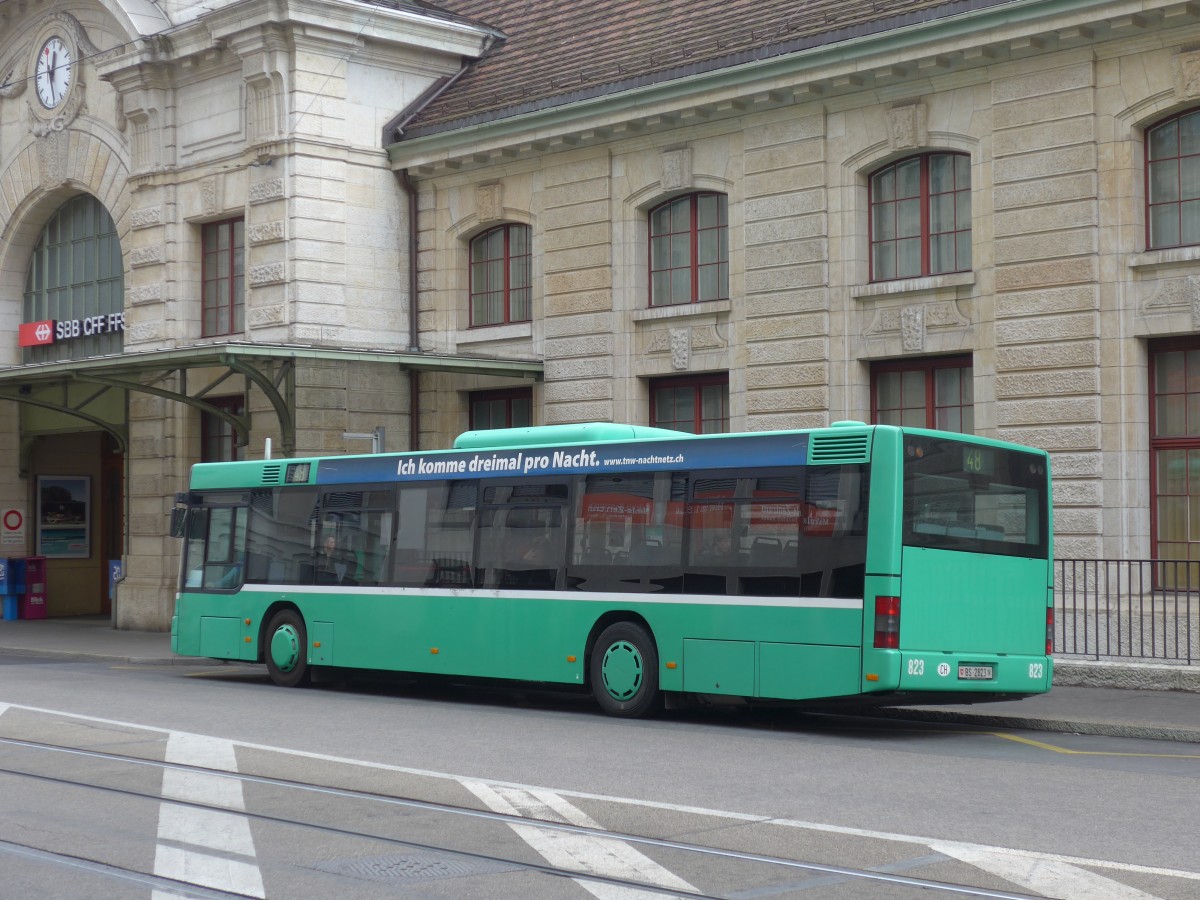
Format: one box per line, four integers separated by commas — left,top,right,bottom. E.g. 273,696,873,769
1,616,1199,742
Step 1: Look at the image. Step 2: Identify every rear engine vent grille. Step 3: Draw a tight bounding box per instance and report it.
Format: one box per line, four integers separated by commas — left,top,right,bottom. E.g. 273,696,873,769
261,465,282,485
809,433,870,463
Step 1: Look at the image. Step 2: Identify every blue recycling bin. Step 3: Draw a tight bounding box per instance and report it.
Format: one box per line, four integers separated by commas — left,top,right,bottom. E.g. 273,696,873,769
0,558,26,621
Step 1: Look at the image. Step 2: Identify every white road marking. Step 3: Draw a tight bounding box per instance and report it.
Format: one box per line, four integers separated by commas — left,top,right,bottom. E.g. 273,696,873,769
152,732,264,899
464,780,699,898
4,704,1195,893
932,842,1165,900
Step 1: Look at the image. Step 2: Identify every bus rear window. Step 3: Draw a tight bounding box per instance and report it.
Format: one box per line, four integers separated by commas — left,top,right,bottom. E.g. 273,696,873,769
903,438,1049,558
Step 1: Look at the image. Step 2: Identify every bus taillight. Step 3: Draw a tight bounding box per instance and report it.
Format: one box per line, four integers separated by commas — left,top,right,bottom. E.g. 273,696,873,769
873,596,900,649
1046,608,1054,656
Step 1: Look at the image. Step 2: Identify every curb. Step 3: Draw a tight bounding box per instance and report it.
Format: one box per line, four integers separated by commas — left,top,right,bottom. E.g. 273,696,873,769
874,706,1200,744
1054,659,1200,693
0,646,219,666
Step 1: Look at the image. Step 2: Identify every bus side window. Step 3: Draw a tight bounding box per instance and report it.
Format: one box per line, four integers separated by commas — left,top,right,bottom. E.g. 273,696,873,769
202,507,247,591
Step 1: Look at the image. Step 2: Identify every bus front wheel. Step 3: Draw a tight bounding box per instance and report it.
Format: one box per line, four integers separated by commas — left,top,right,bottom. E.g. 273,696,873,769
590,622,660,718
265,609,310,688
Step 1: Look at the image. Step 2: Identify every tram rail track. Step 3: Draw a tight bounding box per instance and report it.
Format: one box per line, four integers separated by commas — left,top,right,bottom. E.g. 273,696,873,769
0,735,1047,899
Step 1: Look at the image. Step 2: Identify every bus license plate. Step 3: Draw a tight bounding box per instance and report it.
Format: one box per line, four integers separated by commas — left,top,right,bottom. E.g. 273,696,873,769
958,665,994,680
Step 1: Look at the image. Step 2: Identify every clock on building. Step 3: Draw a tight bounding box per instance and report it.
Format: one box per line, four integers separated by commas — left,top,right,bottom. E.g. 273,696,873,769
34,36,72,109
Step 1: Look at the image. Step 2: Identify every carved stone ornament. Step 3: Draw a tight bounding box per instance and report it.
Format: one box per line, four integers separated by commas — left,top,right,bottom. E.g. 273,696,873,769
901,305,926,351
1175,50,1200,101
1144,274,1200,311
661,148,693,192
887,103,928,151
670,327,690,369
476,183,503,223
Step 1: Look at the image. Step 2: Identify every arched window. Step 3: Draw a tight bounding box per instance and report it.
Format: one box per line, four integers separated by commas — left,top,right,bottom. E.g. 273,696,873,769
469,224,531,326
869,153,971,281
649,192,728,306
1146,110,1200,250
23,195,123,363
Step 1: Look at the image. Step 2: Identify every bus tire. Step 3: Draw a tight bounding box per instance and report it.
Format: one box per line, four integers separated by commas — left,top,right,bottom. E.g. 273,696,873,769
264,609,310,688
590,622,660,718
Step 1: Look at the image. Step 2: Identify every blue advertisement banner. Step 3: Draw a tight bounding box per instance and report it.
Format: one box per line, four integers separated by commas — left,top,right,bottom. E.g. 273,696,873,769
316,433,810,486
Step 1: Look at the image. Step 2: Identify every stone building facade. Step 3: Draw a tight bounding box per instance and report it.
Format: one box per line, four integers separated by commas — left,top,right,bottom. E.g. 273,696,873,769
392,0,1200,567
0,0,537,628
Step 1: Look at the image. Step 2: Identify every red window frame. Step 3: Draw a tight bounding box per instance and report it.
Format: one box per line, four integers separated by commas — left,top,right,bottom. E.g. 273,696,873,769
469,224,532,327
201,218,244,337
869,153,971,282
1148,339,1200,564
200,396,245,463
469,388,533,430
650,373,729,434
648,192,728,307
870,355,973,432
1146,109,1200,250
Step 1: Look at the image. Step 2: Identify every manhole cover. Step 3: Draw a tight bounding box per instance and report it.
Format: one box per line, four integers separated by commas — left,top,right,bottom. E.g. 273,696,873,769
316,853,519,883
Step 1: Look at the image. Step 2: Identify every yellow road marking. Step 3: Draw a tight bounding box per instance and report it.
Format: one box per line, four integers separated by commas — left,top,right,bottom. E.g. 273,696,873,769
988,730,1200,758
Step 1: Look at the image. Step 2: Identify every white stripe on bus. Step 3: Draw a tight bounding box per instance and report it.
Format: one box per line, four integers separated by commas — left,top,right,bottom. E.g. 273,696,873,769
233,584,864,610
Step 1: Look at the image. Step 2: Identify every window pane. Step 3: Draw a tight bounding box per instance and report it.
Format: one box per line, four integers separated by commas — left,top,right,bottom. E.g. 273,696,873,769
698,265,719,302
902,370,925,408
896,158,920,197
877,371,901,410
930,193,953,233
671,268,692,304
1150,205,1180,248
935,407,961,432
1182,112,1200,156
1151,159,1180,203
1158,350,1186,393
897,237,921,277
931,234,954,274
510,286,531,322
1158,394,1187,436
1159,496,1188,541
672,197,691,232
873,242,895,280
1183,156,1200,200
650,205,671,236
651,235,670,270
872,168,895,201
929,154,953,193
671,233,690,267
935,367,961,405
957,230,972,270
1150,120,1179,161
651,271,670,306
697,194,720,228
897,199,921,237
872,202,895,240
1183,199,1200,246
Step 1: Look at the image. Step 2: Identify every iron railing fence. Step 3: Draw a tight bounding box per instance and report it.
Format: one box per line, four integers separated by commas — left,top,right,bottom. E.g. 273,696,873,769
1055,559,1198,664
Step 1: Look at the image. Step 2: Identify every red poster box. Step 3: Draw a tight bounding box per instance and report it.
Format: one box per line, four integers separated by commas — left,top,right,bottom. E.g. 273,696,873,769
20,556,47,619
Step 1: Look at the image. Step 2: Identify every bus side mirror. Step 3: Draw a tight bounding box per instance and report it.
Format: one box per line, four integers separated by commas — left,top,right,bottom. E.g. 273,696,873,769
169,507,188,538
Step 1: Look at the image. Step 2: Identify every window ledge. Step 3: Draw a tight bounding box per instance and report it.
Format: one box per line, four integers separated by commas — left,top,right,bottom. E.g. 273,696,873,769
1128,246,1200,271
457,322,532,345
851,271,975,300
632,299,732,323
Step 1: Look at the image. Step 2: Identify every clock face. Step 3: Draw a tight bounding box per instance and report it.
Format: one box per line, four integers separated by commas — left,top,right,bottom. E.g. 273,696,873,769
35,37,72,109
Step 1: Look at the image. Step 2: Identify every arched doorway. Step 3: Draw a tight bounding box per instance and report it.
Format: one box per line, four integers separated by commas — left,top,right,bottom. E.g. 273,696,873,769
19,194,125,615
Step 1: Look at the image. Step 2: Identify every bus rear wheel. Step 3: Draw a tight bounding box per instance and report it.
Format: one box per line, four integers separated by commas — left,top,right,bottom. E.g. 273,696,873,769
590,622,660,718
265,609,310,688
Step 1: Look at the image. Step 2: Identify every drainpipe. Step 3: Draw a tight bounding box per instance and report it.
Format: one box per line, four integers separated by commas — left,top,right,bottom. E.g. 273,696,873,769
397,169,421,452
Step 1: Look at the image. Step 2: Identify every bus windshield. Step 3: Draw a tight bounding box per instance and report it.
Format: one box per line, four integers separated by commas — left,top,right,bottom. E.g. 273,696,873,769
902,435,1049,558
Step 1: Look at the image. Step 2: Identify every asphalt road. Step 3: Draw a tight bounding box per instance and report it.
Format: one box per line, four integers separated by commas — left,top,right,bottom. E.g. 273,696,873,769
0,654,1197,898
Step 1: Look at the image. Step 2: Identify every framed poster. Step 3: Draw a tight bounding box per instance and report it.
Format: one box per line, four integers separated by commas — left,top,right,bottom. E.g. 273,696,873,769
37,476,90,558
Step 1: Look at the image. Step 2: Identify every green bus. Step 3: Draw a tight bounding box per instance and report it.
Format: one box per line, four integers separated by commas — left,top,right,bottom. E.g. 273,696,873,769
171,422,1053,717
